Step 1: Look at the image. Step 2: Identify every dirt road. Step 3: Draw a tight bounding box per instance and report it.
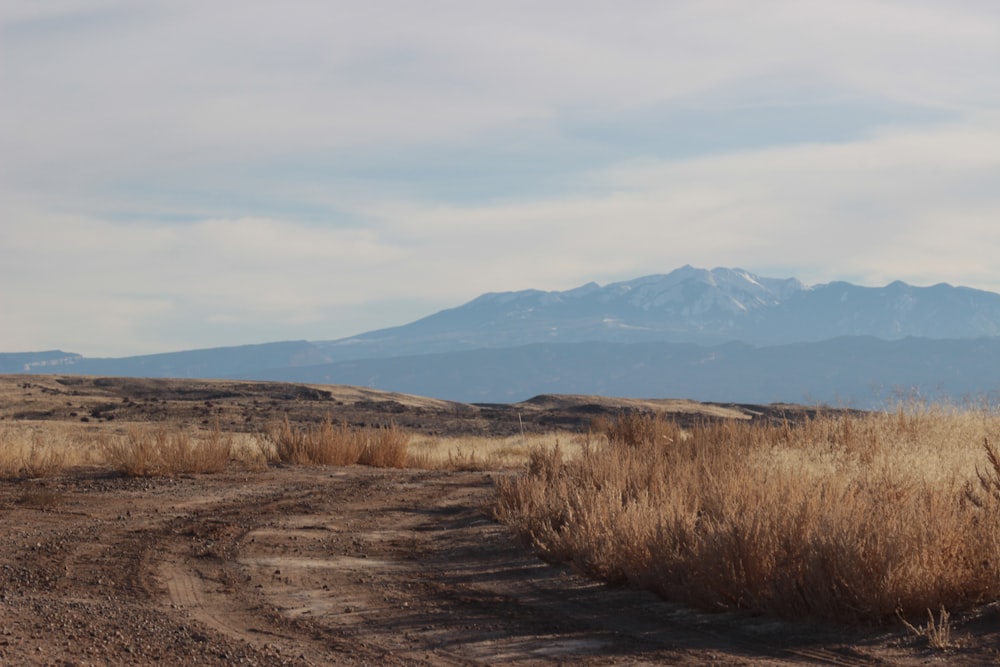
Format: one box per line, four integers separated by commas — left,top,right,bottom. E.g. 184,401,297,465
1,465,996,666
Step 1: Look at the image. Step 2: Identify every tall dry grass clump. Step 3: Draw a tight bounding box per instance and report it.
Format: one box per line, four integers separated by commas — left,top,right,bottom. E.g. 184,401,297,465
101,424,232,476
591,411,684,448
265,416,409,468
493,407,1000,625
266,416,363,465
358,423,409,468
0,422,74,479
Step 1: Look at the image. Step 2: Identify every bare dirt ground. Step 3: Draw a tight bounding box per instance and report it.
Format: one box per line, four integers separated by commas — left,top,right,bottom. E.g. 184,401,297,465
3,375,1000,665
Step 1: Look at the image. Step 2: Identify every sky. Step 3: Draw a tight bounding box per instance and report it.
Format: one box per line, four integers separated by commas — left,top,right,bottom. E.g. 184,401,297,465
2,1,1000,357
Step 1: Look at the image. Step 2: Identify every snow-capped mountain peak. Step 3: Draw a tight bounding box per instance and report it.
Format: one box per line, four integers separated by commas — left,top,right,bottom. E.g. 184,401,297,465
318,265,1000,360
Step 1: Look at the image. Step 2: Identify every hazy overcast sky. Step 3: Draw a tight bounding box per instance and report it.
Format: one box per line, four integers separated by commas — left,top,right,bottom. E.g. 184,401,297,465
3,1,999,356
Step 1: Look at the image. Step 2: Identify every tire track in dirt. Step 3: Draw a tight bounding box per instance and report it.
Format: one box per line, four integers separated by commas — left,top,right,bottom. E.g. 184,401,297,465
162,562,256,641
170,467,882,665
150,481,353,664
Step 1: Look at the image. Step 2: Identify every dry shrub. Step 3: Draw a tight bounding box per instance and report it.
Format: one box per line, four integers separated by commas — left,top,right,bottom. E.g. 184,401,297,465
228,432,272,471
494,409,1000,625
266,416,408,468
100,427,159,476
186,424,233,473
898,605,953,650
267,416,363,465
20,443,67,479
592,411,683,448
0,423,68,479
102,425,232,476
358,423,409,468
966,437,1000,507
267,415,305,463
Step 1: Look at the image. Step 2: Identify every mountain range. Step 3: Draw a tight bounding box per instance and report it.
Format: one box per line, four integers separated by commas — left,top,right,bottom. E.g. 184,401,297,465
5,265,1000,407
317,265,1000,360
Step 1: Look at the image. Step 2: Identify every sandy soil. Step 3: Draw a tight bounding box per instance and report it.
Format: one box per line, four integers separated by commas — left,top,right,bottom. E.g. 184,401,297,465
3,465,999,666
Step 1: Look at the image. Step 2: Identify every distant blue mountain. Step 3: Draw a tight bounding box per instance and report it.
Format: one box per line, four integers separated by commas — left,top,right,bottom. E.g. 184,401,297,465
0,350,82,374
0,341,330,379
247,337,1000,407
316,266,1000,361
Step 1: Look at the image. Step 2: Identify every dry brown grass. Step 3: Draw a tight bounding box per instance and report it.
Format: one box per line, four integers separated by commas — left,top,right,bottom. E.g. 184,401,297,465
406,432,581,470
590,411,684,448
266,416,362,465
1,419,254,478
100,424,233,476
265,416,410,468
0,422,85,479
493,407,1000,626
358,423,410,468
898,605,953,649
0,415,411,478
